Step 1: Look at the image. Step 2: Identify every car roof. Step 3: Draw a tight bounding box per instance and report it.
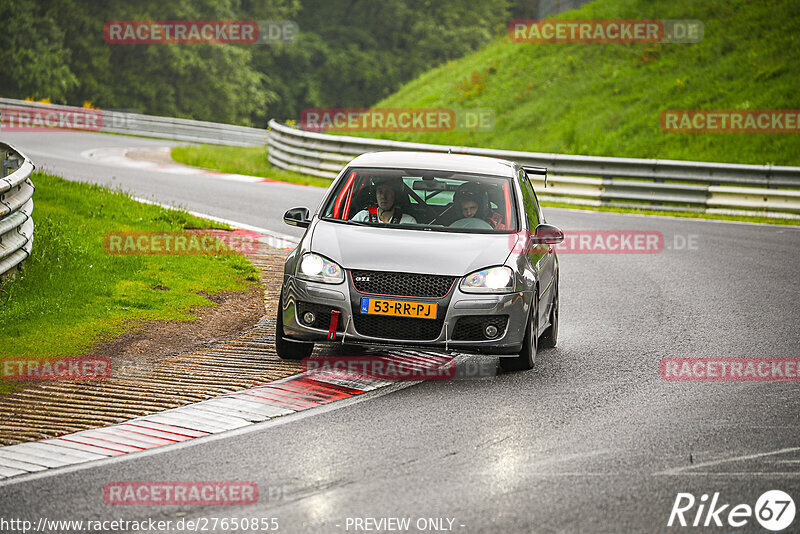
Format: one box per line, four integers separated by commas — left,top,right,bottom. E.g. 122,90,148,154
345,151,518,176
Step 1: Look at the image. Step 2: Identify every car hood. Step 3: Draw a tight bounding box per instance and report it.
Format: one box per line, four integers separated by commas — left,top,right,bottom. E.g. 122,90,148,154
310,220,518,276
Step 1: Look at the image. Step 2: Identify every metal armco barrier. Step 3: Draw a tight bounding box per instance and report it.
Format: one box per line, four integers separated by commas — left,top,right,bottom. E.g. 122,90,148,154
0,143,35,277
0,97,266,147
267,119,800,219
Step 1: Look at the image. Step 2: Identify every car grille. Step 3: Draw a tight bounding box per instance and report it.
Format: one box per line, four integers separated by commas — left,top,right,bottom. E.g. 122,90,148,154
296,302,345,331
350,270,455,298
352,309,445,341
452,315,509,341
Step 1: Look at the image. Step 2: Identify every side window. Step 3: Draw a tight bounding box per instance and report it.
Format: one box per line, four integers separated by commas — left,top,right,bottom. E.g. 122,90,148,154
518,169,540,230
524,175,545,224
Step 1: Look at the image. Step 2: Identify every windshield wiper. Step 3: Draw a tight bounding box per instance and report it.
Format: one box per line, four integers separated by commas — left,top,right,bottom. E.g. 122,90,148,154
324,218,372,226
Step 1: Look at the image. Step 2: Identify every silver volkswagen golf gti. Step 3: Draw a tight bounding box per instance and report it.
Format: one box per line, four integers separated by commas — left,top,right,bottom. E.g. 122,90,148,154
277,151,564,371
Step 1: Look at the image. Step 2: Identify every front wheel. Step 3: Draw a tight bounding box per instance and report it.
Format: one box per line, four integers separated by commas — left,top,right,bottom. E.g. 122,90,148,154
540,279,558,349
275,291,314,360
500,297,537,372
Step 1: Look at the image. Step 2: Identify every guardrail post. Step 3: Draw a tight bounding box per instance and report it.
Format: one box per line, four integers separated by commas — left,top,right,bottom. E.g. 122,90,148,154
1,150,9,178
2,156,19,178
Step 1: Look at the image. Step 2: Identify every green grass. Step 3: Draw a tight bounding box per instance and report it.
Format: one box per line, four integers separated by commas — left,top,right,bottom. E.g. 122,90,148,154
0,172,259,392
347,0,800,166
171,145,333,188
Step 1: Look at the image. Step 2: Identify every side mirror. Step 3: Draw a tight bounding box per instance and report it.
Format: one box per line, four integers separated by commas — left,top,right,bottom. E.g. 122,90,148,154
529,223,564,246
284,207,311,228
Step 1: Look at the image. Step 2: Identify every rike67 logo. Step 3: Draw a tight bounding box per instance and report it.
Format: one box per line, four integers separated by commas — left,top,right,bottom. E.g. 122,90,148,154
668,490,795,531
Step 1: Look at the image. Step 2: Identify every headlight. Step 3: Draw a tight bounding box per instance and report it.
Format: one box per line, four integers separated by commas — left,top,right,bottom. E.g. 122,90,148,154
460,266,514,293
297,253,344,284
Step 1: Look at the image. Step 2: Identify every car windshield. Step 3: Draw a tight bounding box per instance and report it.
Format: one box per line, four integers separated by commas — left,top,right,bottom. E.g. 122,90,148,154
320,167,518,233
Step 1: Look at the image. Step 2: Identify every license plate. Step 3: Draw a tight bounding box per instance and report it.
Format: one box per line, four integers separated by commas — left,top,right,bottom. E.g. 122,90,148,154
360,298,437,319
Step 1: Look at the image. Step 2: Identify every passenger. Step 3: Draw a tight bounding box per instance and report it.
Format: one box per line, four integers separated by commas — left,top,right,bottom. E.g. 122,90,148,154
453,182,505,229
351,176,417,224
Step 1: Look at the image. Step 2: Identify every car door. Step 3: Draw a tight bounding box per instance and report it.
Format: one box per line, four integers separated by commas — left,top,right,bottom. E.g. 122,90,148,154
519,169,555,331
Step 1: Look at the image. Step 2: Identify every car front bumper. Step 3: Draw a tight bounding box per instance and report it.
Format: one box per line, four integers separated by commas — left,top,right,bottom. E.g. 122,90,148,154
280,276,531,355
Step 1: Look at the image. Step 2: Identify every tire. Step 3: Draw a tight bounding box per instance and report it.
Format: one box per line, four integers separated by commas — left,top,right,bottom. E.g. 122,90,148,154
500,296,538,372
540,278,558,349
275,291,314,360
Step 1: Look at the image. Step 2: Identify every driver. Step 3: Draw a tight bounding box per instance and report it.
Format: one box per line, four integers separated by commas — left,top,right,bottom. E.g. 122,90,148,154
351,176,417,224
453,182,505,229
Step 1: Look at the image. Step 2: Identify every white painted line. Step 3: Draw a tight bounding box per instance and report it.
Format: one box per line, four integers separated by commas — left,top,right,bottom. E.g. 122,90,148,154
112,424,192,442
8,444,92,465
155,166,207,175
160,405,252,429
44,439,117,457
656,471,800,477
307,373,389,391
59,435,142,453
83,428,173,448
22,442,107,462
5,442,90,465
141,412,233,433
174,406,253,430
0,466,27,478
209,396,293,414
136,413,230,434
0,456,48,473
222,393,296,416
225,173,269,182
655,447,800,475
124,420,208,438
201,397,290,418
0,449,74,468
193,401,271,423
82,146,274,183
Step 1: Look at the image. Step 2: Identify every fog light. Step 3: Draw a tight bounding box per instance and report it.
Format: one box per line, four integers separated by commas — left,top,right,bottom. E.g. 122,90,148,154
303,311,316,325
484,324,499,338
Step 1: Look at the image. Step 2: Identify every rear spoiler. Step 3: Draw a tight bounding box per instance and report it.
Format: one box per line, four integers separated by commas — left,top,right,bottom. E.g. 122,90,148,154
522,165,548,188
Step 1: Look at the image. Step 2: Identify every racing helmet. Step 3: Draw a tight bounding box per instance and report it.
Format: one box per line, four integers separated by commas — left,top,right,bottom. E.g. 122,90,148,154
453,182,490,218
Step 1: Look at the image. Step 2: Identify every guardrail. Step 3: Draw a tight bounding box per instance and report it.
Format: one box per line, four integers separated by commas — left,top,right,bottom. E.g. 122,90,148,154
0,143,35,277
2,97,797,218
0,97,266,147
267,119,800,219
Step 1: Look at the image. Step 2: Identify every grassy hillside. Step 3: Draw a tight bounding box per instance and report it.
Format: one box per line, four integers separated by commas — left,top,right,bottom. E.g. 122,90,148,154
357,0,800,166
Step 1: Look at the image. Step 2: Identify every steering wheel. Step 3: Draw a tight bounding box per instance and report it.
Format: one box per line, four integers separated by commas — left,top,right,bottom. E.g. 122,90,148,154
449,217,493,230
429,204,456,226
